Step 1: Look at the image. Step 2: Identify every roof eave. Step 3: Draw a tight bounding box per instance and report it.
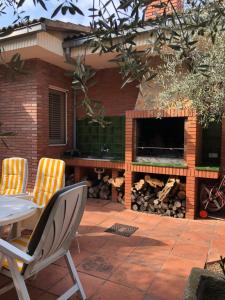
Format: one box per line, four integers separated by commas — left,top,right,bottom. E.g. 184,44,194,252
0,22,46,41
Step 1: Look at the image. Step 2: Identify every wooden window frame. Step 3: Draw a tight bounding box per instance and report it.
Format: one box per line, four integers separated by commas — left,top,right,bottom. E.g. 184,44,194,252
48,86,68,146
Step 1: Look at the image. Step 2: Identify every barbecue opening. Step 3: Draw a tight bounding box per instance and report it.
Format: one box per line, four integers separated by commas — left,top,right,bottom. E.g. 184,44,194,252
135,117,185,164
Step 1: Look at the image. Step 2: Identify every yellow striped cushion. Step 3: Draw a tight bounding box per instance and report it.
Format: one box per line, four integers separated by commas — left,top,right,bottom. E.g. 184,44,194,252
33,158,65,206
1,235,30,272
0,157,27,195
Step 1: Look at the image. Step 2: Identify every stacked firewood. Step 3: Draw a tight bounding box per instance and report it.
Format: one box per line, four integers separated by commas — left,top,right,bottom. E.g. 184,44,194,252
109,176,125,204
88,176,111,200
131,175,186,218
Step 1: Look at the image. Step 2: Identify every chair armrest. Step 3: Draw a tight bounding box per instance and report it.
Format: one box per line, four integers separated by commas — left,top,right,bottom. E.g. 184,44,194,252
0,239,34,264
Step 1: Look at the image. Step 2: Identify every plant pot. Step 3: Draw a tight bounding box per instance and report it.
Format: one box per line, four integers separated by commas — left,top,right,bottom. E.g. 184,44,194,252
183,267,225,300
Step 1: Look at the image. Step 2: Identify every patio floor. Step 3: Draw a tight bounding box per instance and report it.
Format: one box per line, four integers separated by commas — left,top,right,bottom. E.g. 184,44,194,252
1,199,224,300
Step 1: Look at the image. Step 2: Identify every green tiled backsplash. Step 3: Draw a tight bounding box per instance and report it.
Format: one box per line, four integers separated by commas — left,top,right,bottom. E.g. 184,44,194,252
76,116,125,159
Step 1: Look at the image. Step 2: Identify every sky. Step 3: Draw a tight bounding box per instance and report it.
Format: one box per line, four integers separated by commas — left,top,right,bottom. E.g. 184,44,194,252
0,0,119,28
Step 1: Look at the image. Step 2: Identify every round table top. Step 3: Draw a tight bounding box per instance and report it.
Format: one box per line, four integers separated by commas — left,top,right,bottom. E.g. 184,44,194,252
0,196,39,226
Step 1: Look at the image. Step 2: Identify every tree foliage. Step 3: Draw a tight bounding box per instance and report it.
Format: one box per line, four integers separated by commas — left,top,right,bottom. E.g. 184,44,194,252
156,34,225,126
0,0,225,125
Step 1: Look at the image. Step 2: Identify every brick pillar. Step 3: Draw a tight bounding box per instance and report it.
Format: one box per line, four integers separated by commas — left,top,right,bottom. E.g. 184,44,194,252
185,115,198,219
74,166,81,183
125,117,134,162
124,171,132,208
124,116,135,209
111,169,119,202
220,116,225,174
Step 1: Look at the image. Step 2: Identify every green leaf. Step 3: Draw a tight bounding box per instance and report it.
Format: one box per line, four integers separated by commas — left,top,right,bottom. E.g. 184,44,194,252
51,3,63,18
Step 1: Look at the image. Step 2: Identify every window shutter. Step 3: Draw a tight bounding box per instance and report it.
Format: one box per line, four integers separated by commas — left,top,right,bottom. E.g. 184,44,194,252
49,89,66,145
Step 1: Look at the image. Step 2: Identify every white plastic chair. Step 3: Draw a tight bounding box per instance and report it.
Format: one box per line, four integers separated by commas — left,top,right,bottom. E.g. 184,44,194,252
0,182,87,300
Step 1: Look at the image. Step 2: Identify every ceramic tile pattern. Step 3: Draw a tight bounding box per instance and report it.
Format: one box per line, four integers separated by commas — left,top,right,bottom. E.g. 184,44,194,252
0,199,223,300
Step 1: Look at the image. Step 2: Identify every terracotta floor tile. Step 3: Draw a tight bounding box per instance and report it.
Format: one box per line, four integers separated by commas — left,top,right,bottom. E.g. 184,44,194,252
207,248,221,263
186,221,215,234
3,201,220,300
86,199,111,208
161,255,203,277
103,201,125,212
210,239,225,254
132,237,175,256
35,293,58,299
115,209,139,222
127,250,169,271
109,261,156,291
81,211,110,225
73,231,108,253
54,248,93,268
171,242,208,261
0,286,44,300
96,233,144,258
28,264,68,290
50,271,105,299
145,271,187,300
0,274,10,288
178,230,212,247
78,253,123,280
91,281,144,300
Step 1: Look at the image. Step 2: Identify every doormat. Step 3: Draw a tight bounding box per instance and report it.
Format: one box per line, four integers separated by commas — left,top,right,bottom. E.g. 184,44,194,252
105,223,138,237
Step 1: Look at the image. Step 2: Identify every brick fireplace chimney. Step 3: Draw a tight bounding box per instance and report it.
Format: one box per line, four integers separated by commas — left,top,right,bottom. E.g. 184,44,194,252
145,0,183,20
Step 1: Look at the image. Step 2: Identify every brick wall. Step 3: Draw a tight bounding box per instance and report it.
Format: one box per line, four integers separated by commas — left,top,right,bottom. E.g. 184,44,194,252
0,60,39,189
0,59,73,188
145,0,183,20
35,60,73,161
76,68,138,119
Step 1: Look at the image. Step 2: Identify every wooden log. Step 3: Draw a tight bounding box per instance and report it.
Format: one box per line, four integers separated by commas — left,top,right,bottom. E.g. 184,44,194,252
148,198,154,205
134,179,145,191
165,209,172,216
148,203,155,212
99,183,111,199
174,201,182,208
177,191,186,200
132,203,139,211
131,193,138,203
117,192,124,204
144,175,164,188
140,204,147,212
153,199,159,205
177,212,184,218
144,201,149,208
161,202,169,210
181,200,186,207
158,178,176,202
103,175,110,183
179,183,186,191
109,176,125,188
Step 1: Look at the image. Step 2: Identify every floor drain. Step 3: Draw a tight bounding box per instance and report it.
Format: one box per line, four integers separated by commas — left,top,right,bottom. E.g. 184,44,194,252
105,223,138,237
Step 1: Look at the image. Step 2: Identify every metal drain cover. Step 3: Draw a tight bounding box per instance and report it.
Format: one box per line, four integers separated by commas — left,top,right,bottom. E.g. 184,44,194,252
105,223,138,237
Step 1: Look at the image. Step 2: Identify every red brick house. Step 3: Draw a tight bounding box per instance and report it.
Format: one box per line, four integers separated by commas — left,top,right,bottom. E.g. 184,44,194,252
0,5,223,219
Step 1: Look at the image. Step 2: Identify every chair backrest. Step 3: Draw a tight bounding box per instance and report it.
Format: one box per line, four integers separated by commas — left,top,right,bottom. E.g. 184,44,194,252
33,158,65,206
0,157,28,195
23,182,87,277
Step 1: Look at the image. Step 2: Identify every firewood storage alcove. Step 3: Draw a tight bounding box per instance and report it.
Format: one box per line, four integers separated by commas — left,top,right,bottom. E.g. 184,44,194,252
131,173,186,218
79,167,112,200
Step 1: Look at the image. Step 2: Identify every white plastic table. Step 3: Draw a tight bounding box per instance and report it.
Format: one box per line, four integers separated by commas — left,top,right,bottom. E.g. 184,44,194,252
0,196,38,227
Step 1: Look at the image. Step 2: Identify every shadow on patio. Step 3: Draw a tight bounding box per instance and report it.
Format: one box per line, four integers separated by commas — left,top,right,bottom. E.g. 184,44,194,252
0,198,223,300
